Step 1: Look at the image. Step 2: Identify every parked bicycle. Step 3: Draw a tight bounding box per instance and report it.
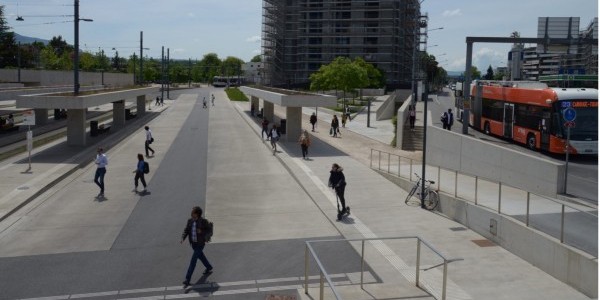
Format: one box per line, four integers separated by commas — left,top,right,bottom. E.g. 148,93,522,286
405,173,439,210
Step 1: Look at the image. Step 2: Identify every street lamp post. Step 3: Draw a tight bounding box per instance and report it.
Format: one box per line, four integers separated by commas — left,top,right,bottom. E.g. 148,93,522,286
73,0,93,95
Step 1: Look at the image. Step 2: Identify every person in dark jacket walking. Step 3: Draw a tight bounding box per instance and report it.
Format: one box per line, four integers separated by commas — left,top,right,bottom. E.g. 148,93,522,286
261,118,269,140
331,115,340,138
310,113,317,132
328,163,348,213
132,153,147,193
181,206,213,286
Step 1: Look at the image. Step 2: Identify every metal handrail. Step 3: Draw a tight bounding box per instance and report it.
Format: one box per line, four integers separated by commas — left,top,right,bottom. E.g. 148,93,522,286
305,236,451,300
369,148,598,256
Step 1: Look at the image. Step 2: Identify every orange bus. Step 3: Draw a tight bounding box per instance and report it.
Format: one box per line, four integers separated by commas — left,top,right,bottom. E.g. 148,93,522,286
469,81,598,154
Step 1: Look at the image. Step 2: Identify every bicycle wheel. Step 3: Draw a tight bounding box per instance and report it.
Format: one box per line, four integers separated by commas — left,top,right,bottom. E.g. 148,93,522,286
423,190,439,210
405,184,420,206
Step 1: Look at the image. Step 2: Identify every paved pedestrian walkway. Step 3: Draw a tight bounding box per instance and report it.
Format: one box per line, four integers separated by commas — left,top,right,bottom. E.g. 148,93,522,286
0,89,593,300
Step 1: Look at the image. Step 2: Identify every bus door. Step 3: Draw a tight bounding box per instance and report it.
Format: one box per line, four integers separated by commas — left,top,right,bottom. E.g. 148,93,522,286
503,103,514,138
540,112,551,150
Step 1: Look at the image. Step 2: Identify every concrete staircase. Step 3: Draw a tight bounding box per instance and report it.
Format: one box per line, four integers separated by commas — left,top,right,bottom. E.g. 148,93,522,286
401,126,423,151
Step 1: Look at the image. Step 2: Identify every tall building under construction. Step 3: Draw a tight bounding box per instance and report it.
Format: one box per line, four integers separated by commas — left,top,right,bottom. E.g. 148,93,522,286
262,0,421,89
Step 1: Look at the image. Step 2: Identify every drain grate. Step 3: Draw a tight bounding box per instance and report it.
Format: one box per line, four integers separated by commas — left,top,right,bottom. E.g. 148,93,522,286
266,295,296,300
449,227,467,231
472,239,496,247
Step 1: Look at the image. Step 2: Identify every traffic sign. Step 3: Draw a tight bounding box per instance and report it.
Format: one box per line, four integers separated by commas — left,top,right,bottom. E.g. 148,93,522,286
563,108,576,122
564,121,576,128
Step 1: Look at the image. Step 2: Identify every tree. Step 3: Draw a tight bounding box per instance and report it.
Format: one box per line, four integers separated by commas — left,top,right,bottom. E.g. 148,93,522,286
0,5,17,68
197,53,222,82
48,36,72,57
485,65,494,80
250,55,261,62
465,66,481,80
222,56,244,77
353,57,384,88
309,56,368,110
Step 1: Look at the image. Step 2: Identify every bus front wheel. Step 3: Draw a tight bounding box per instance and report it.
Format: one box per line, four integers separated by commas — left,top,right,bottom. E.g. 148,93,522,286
484,122,491,135
527,133,536,150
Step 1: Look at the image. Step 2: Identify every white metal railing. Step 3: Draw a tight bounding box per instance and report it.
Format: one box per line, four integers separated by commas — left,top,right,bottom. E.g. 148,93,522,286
370,148,598,257
305,237,452,300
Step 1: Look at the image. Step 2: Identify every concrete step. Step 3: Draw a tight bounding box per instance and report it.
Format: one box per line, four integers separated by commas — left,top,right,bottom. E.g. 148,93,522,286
402,126,423,151
297,282,433,300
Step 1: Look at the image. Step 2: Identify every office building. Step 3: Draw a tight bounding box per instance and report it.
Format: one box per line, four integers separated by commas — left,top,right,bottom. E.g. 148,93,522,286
262,0,421,89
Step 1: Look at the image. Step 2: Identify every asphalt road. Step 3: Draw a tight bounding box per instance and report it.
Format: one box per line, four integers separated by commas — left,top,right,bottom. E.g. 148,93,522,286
431,88,598,205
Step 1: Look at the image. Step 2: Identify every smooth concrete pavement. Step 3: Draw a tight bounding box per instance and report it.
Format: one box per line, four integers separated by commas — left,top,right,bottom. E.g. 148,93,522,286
0,87,594,300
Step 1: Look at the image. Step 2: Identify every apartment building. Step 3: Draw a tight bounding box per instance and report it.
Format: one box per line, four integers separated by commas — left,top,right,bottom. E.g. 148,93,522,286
262,0,420,89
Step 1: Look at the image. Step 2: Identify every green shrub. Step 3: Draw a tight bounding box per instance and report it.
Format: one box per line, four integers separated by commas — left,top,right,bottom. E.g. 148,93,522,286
225,87,249,101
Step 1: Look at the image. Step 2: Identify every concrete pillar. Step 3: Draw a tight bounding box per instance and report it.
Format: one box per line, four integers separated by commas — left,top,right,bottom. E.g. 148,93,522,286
34,109,48,126
113,100,126,129
263,101,274,122
136,95,146,115
67,109,86,146
285,106,302,142
251,96,259,115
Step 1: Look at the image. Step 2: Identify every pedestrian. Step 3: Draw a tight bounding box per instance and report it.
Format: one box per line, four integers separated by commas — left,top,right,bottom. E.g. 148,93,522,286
144,126,155,157
94,147,108,198
203,97,207,108
409,105,416,130
446,108,454,131
181,206,213,286
160,96,164,106
331,115,340,138
133,153,148,193
309,112,317,132
261,118,269,140
341,113,347,128
269,124,280,153
155,96,160,106
441,111,449,130
345,107,351,121
251,104,255,116
328,163,348,214
211,94,215,106
6,113,14,127
298,130,311,160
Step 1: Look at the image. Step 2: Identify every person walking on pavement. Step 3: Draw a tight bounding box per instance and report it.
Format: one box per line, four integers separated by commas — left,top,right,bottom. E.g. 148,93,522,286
331,115,340,138
298,130,311,160
181,206,213,286
144,126,155,157
309,112,317,132
211,94,215,106
155,96,160,106
441,111,449,130
94,147,108,198
133,153,148,193
160,96,164,106
446,108,454,131
203,97,207,109
328,163,348,214
409,105,416,130
261,118,270,140
341,113,347,128
269,124,280,154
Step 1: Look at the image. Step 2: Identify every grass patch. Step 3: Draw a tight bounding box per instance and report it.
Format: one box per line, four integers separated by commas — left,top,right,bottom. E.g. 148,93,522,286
225,87,249,101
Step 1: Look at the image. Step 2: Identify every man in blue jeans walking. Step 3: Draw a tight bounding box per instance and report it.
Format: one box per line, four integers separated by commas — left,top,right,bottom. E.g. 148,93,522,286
94,147,108,197
181,206,213,286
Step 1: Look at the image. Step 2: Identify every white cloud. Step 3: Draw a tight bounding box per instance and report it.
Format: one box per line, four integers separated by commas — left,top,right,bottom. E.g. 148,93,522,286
442,9,462,17
252,49,261,54
246,35,261,43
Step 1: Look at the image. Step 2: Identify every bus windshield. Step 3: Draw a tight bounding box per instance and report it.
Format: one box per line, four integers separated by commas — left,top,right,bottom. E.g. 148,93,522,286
555,100,598,141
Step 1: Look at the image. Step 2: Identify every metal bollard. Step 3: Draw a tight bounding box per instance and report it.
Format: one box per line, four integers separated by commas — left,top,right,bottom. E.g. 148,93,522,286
560,205,565,243
475,176,478,205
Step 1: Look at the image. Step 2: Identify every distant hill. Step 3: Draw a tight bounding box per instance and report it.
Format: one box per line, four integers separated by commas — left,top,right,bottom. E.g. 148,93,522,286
14,33,49,45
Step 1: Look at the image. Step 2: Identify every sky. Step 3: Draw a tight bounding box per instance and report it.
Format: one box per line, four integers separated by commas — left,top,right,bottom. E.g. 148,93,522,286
3,0,599,72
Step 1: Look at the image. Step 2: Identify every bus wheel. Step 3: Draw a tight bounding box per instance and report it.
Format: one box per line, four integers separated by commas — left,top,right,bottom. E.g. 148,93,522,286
484,122,491,135
527,133,536,150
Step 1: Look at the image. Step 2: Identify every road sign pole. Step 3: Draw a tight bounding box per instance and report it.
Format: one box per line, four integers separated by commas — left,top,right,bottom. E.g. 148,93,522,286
564,126,570,194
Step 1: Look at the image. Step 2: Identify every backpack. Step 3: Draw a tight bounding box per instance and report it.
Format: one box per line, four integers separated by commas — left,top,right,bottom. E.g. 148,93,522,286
202,218,213,243
441,113,448,123
143,161,150,174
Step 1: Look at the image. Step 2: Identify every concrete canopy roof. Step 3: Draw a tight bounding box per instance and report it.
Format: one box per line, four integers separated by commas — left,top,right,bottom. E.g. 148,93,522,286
16,87,158,109
240,86,337,107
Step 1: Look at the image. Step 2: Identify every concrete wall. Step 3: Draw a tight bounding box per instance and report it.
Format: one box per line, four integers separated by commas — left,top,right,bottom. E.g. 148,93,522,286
440,194,597,298
377,170,597,298
376,89,411,121
425,112,565,198
395,96,412,148
0,69,133,87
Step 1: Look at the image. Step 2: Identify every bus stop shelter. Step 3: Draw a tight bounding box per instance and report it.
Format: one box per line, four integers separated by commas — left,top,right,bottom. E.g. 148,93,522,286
17,87,157,146
240,86,337,141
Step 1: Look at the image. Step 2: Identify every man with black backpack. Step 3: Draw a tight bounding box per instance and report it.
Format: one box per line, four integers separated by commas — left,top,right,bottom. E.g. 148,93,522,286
181,206,213,286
